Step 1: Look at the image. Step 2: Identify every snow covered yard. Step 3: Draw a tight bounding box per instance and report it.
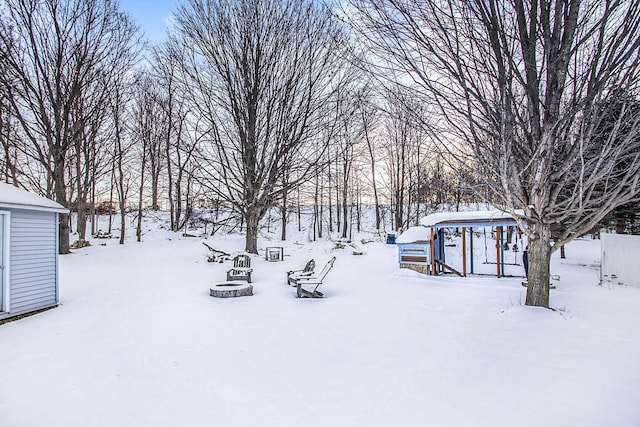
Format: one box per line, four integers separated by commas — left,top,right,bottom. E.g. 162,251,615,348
1,225,639,426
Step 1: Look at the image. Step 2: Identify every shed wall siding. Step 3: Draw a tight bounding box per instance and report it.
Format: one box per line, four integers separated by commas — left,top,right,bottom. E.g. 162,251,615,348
601,233,640,288
9,209,57,315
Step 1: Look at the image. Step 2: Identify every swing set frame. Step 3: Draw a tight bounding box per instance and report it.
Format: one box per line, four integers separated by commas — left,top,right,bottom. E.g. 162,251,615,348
420,210,523,278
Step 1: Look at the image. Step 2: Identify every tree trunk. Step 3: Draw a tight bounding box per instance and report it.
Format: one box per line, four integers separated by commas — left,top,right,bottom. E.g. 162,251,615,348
281,191,287,241
328,156,333,233
136,205,143,242
166,131,175,232
313,173,319,241
363,112,381,230
108,164,115,234
373,185,381,230
297,189,301,232
525,222,552,308
615,220,624,234
394,189,403,231
151,169,160,211
58,212,70,254
318,174,323,239
245,207,260,254
180,171,194,230
136,145,147,242
356,183,361,233
175,180,182,230
119,208,126,245
341,180,348,239
349,202,353,240
53,158,70,254
115,118,126,245
90,167,96,236
76,199,87,241
335,152,340,234
75,137,87,241
415,144,421,227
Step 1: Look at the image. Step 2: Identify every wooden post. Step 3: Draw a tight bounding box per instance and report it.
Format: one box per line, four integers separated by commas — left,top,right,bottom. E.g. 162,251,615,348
462,227,467,277
430,227,435,276
500,226,505,277
470,227,474,274
496,226,501,278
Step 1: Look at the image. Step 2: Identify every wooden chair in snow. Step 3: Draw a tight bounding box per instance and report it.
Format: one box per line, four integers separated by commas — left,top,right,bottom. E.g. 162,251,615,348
226,254,253,283
292,257,336,298
286,259,315,286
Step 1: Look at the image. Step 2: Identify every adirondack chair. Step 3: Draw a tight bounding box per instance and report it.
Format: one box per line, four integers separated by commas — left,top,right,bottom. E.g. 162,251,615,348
286,259,315,286
292,257,336,298
226,254,253,283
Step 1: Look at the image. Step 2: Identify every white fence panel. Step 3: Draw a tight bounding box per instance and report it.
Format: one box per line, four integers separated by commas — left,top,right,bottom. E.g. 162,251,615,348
601,233,640,288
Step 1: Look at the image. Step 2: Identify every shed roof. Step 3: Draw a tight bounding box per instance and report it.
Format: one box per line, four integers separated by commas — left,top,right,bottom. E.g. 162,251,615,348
0,182,68,213
420,210,522,228
396,226,431,244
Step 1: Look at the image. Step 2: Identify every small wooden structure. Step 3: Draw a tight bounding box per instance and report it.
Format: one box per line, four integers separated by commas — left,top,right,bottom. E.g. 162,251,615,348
396,227,432,275
226,254,253,283
292,257,336,298
420,210,522,278
265,247,283,262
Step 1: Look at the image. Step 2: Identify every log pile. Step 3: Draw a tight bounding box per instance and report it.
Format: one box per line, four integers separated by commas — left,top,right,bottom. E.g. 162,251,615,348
92,230,113,239
71,239,91,249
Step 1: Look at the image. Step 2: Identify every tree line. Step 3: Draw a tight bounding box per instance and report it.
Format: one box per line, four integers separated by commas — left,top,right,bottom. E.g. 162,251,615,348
1,0,640,309
0,0,471,252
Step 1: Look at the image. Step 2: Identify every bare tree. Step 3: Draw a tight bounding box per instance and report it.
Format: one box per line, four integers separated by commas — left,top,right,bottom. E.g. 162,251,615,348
359,92,382,231
108,74,138,245
130,75,156,241
70,94,109,241
331,82,366,239
380,93,424,231
152,45,178,230
172,0,346,253
112,90,127,244
348,0,640,308
0,88,21,186
0,0,141,253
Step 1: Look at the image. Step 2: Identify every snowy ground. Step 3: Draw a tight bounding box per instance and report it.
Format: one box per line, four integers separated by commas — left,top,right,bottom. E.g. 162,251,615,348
1,213,639,426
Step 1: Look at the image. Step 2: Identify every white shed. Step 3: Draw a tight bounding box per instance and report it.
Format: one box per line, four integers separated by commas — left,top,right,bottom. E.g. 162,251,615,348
0,183,67,321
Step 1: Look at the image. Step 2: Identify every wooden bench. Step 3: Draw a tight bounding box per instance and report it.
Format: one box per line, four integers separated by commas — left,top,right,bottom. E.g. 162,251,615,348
291,257,336,298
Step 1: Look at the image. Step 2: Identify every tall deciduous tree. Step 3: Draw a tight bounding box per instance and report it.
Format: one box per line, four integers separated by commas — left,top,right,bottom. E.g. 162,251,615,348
358,90,382,231
172,0,346,253
348,0,640,308
0,0,141,253
109,75,134,245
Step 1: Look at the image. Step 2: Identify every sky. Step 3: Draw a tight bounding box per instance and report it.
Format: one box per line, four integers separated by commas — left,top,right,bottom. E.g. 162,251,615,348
119,0,178,44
